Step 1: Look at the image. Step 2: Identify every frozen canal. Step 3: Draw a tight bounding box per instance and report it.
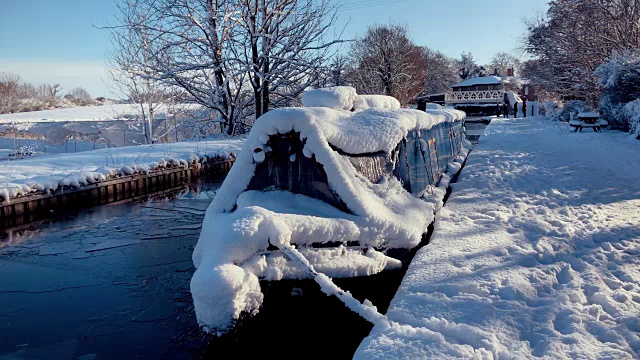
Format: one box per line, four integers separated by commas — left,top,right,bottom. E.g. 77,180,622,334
0,179,223,359
464,118,490,145
0,175,391,359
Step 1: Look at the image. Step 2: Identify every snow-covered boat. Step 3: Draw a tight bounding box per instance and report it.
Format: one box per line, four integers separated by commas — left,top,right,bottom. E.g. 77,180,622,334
190,87,469,333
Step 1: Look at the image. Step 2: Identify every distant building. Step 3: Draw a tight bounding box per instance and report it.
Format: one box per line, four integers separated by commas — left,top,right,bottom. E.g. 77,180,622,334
416,69,538,115
448,76,505,104
519,79,538,102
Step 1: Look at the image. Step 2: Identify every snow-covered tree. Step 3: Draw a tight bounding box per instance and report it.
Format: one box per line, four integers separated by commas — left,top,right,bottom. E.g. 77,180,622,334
524,0,640,104
0,73,22,114
107,0,249,136
107,0,180,143
488,52,521,76
107,0,341,135
232,0,342,119
595,50,640,133
457,52,478,80
67,87,94,106
348,24,426,105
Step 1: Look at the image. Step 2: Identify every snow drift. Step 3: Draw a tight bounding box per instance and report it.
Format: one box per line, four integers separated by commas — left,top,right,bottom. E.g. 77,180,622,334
191,89,468,333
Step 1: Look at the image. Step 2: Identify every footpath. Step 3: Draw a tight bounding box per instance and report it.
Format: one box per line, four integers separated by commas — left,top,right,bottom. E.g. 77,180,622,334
355,117,640,359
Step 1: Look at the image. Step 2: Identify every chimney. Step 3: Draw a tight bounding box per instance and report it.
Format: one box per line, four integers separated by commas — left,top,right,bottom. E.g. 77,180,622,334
507,68,514,77
494,68,500,76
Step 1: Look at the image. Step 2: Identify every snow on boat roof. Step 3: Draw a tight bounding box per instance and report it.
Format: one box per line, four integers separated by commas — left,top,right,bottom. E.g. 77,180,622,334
452,76,502,88
252,106,465,156
205,104,465,217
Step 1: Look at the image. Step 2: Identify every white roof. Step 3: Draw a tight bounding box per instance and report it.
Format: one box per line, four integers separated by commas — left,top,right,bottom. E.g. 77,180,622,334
452,76,502,88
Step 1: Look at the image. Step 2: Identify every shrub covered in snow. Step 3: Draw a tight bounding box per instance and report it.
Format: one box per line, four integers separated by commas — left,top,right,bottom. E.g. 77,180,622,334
544,100,590,122
542,101,561,119
594,51,640,132
622,99,640,138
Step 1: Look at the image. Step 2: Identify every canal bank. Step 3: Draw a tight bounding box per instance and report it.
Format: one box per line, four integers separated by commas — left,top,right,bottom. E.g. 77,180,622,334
0,157,234,229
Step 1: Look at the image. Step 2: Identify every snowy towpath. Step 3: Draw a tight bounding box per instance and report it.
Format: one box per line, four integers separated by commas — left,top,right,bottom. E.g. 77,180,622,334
355,117,640,359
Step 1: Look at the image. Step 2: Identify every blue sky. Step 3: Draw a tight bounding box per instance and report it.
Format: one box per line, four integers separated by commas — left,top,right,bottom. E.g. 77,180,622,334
1,0,548,97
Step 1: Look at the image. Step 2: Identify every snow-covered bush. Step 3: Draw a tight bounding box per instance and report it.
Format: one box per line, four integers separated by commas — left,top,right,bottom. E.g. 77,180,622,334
545,100,590,122
558,100,590,122
623,99,640,138
595,51,640,132
542,101,561,120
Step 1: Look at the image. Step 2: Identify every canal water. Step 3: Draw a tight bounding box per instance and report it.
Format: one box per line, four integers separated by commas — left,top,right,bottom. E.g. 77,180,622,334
0,175,389,360
464,118,490,145
0,178,224,359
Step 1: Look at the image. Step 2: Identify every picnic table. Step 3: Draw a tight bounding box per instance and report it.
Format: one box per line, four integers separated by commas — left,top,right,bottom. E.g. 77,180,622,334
569,112,608,132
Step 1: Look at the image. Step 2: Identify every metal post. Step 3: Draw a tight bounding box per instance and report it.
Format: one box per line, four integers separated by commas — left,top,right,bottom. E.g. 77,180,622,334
13,122,17,157
174,115,178,142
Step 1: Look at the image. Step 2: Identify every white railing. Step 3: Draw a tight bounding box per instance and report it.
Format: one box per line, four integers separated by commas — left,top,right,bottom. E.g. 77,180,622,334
445,90,505,104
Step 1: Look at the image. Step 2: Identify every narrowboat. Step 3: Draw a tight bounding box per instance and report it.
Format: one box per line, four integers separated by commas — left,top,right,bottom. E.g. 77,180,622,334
190,87,469,334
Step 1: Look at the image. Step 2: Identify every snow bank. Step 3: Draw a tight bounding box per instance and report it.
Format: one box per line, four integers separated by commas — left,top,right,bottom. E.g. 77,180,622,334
623,99,640,138
191,99,468,333
355,117,640,359
0,138,242,203
300,86,358,111
353,95,401,111
505,91,522,106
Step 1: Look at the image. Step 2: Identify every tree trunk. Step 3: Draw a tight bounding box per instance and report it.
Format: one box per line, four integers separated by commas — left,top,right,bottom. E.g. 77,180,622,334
208,0,233,134
262,59,270,115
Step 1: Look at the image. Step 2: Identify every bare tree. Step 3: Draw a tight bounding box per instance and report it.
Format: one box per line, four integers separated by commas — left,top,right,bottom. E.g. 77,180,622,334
67,87,94,106
328,55,349,87
35,83,63,109
0,72,22,114
422,48,459,95
348,24,426,105
107,0,179,143
488,52,522,76
233,0,342,119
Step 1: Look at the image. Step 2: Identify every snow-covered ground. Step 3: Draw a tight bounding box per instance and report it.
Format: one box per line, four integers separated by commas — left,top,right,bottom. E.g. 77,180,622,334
0,104,213,160
0,137,243,201
356,117,640,359
0,103,199,124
